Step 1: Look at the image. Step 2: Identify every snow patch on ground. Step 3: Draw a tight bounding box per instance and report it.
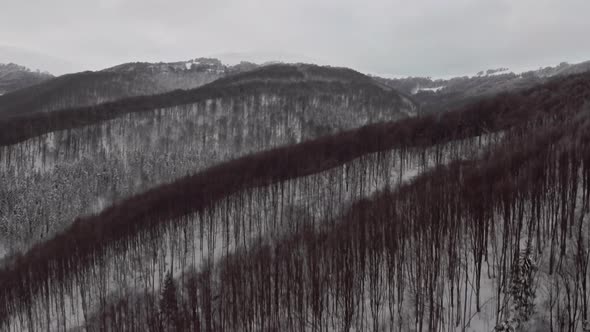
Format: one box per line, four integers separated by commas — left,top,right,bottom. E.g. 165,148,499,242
412,86,445,94
421,86,445,92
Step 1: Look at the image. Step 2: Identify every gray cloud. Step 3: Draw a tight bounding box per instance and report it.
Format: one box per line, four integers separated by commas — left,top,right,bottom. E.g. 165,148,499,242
1,0,589,77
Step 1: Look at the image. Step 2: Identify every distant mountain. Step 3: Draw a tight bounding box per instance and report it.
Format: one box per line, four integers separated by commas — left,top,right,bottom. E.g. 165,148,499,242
0,45,79,75
103,57,227,74
375,60,590,113
0,57,259,118
0,63,53,95
533,60,590,77
208,62,396,90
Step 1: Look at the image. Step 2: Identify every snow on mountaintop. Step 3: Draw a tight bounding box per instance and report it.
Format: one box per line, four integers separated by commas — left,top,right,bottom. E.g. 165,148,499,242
412,85,446,94
476,67,512,77
103,57,226,74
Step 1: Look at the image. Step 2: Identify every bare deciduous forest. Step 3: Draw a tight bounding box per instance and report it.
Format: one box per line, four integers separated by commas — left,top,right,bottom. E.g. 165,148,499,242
0,59,588,331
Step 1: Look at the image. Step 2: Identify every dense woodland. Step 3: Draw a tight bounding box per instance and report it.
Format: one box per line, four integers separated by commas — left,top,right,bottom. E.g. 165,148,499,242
0,65,589,331
0,65,414,261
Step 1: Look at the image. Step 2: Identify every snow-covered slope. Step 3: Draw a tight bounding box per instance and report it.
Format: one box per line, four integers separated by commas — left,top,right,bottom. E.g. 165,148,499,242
0,64,416,258
1,63,589,332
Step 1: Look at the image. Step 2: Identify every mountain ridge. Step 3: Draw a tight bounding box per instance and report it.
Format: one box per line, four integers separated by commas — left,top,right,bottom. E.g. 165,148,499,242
0,63,413,147
0,57,258,118
0,63,53,95
375,60,590,114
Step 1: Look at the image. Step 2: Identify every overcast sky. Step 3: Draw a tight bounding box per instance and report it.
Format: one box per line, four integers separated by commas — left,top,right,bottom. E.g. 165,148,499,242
1,0,589,77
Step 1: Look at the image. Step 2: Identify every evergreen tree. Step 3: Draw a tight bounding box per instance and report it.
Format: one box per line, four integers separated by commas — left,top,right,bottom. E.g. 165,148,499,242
496,248,537,331
160,272,179,331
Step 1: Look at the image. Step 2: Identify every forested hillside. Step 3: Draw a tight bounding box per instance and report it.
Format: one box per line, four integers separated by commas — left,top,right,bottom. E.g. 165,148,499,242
0,63,415,258
0,66,589,331
377,60,590,115
0,58,256,118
